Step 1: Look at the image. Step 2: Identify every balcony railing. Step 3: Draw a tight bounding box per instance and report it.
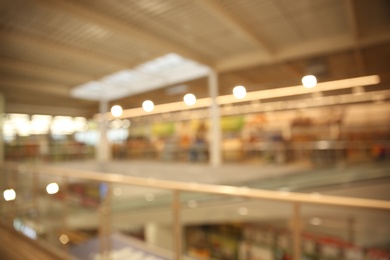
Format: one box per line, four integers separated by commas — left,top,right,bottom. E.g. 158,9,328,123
1,162,390,259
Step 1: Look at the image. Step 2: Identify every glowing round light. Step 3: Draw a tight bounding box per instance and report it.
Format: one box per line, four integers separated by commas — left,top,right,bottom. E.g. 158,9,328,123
233,85,247,99
46,183,59,195
3,189,16,201
183,93,196,106
142,100,154,112
59,234,69,245
111,105,123,117
302,75,317,88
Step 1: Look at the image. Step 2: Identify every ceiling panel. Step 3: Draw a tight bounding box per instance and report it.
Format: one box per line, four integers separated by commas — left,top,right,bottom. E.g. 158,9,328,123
0,0,389,117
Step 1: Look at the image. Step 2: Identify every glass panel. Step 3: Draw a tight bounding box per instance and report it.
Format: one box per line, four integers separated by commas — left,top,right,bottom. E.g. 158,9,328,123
35,174,67,252
181,191,293,260
301,204,390,260
108,185,175,260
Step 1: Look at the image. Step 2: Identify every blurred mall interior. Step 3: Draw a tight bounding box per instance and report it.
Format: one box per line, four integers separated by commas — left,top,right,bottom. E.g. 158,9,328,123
0,0,390,259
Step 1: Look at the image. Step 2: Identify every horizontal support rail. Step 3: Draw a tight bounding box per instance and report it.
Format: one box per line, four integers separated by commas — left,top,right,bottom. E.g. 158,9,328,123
2,162,390,211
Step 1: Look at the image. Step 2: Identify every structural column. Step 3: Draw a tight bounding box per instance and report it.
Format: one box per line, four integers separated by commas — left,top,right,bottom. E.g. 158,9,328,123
0,93,3,163
97,99,110,162
208,69,222,167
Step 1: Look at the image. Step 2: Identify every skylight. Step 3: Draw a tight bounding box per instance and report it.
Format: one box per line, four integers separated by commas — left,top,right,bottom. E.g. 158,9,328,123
71,53,210,101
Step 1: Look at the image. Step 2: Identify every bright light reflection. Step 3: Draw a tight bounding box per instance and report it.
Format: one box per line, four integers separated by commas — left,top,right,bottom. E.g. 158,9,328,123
302,75,317,88
142,100,154,112
3,189,16,201
74,117,87,131
59,234,69,245
46,183,59,195
233,86,247,99
51,116,74,135
111,105,123,117
183,93,196,106
31,115,52,134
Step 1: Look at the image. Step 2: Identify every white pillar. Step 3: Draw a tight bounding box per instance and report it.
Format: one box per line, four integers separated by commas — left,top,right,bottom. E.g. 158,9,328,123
97,99,110,162
208,69,222,166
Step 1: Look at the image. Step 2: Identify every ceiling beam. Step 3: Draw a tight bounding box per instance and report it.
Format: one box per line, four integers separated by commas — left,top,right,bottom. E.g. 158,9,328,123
0,58,92,85
195,0,274,57
32,0,213,66
344,0,366,74
215,33,390,73
0,78,70,96
5,103,94,117
345,0,360,40
1,31,127,70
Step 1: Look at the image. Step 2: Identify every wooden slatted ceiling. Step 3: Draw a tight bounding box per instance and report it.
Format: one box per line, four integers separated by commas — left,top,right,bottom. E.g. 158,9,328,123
0,0,389,117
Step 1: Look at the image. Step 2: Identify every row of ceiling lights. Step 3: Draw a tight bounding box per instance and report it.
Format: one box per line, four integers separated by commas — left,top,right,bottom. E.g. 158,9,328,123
110,75,318,117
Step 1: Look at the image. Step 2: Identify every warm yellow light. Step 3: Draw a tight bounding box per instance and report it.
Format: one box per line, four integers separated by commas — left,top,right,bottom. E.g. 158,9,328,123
302,75,317,88
101,75,380,120
46,183,59,195
59,234,69,245
3,189,16,201
233,85,246,99
183,93,196,106
142,100,154,112
111,105,123,117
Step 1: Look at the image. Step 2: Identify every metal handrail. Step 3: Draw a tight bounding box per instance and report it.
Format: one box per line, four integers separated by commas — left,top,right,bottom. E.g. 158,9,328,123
2,161,390,260
3,162,390,210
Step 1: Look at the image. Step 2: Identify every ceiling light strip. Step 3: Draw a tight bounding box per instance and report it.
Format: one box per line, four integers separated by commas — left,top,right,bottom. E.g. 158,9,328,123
102,75,380,120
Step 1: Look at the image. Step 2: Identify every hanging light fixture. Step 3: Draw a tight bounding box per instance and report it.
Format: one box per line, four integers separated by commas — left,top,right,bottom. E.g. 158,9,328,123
111,105,123,117
302,75,317,88
3,189,16,201
46,183,59,195
233,85,247,99
183,93,197,106
142,100,154,112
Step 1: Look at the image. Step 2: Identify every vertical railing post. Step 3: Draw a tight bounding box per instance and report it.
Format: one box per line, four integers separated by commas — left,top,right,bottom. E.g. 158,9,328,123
291,202,302,260
172,190,182,260
99,182,112,260
32,168,40,235
61,176,69,255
